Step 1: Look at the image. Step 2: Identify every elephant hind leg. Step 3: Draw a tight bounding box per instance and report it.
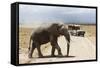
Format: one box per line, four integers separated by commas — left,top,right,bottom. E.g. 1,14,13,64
51,46,56,57
36,44,43,58
28,42,36,58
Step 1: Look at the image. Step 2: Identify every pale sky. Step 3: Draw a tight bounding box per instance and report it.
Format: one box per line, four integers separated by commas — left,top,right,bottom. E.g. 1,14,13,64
19,4,96,25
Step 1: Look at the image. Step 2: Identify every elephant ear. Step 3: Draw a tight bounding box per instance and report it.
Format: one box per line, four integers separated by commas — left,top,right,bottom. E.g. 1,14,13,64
48,23,59,32
57,23,64,30
47,23,63,35
58,24,69,35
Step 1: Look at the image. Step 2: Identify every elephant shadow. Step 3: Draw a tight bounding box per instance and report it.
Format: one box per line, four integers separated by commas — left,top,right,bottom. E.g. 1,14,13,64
32,55,75,58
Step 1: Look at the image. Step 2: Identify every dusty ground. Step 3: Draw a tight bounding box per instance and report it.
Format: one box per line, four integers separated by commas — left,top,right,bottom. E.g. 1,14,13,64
19,25,96,64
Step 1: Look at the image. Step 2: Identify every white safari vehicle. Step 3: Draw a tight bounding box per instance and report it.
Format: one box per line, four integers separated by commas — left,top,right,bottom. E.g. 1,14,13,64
68,24,85,37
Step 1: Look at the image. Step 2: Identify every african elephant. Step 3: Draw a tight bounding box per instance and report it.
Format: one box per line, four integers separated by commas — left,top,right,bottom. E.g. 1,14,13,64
28,23,70,58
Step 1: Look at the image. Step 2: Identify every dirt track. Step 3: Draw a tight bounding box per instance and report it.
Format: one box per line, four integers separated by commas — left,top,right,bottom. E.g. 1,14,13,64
19,36,96,64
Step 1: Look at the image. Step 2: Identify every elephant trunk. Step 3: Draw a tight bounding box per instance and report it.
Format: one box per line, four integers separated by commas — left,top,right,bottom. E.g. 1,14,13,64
61,28,70,56
64,31,70,56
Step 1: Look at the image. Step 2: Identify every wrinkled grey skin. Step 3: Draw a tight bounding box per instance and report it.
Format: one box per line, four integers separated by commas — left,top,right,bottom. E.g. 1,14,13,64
28,23,70,58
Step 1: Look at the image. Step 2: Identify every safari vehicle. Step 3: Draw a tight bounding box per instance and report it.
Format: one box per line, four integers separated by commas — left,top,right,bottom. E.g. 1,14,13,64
76,30,85,37
68,24,85,37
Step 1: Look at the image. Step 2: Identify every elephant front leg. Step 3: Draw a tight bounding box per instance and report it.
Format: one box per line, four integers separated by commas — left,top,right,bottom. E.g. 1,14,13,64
51,41,62,56
66,43,70,56
55,44,63,56
50,37,63,57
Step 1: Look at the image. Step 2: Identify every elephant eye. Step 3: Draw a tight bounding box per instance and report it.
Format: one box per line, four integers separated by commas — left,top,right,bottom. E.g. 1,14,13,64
57,26,60,31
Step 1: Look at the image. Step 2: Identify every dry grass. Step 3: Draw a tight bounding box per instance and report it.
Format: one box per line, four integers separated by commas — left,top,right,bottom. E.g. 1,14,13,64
19,28,33,48
80,25,96,45
19,24,96,49
80,25,96,37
